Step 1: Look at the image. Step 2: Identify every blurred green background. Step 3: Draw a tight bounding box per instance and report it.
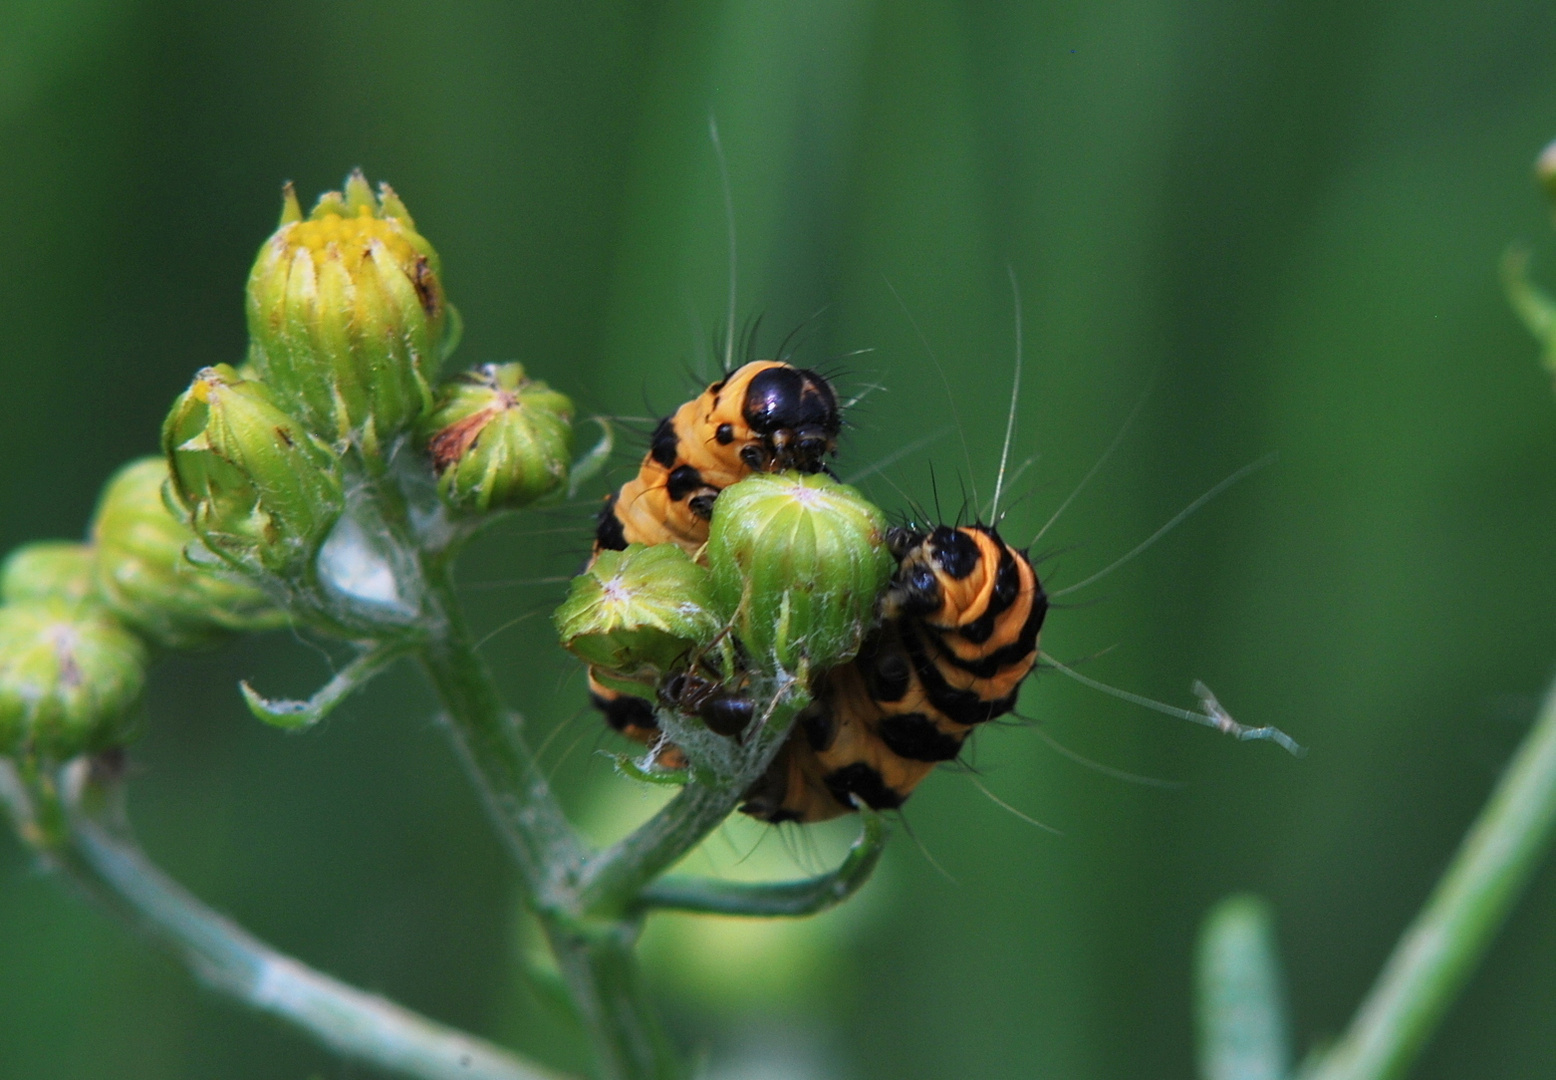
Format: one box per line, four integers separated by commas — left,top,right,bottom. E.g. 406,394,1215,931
4,1,1556,1077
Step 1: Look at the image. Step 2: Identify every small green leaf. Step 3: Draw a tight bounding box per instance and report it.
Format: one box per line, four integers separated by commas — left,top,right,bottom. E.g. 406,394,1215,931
604,752,690,787
240,643,406,731
240,681,322,730
1197,893,1291,1080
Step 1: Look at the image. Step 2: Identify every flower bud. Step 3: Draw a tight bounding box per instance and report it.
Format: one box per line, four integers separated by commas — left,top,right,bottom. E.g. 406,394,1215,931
0,600,147,760
422,363,574,513
246,171,448,454
554,543,723,695
1,542,96,608
91,457,283,649
706,472,893,675
163,365,344,577
1538,138,1556,213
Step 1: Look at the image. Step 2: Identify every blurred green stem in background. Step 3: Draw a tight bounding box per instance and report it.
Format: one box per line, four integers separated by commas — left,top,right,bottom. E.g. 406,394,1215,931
1301,668,1556,1080
1197,666,1556,1080
1197,895,1289,1080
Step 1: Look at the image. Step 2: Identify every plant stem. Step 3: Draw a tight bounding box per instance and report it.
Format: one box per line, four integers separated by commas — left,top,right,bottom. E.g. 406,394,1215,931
539,919,680,1080
417,568,584,900
1303,670,1556,1080
0,761,570,1080
417,566,682,1080
638,805,886,917
577,782,745,914
575,696,809,915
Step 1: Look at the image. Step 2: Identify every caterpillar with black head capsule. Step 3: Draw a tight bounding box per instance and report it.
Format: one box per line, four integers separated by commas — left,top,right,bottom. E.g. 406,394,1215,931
740,522,1046,823
592,359,841,556
586,359,842,748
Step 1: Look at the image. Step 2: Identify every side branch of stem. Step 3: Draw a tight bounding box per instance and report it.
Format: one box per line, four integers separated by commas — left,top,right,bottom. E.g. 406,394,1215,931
639,805,887,917
575,695,810,916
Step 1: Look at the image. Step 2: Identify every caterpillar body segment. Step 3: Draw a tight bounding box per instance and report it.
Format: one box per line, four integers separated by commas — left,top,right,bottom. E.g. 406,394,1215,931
741,524,1046,824
882,524,1045,717
738,733,847,825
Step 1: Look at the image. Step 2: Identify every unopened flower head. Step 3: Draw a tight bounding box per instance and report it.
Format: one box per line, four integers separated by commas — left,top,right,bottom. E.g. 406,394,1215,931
0,600,147,761
163,365,344,578
246,171,448,455
422,363,575,513
92,457,284,649
1538,138,1556,213
1,542,97,609
706,472,894,675
554,543,723,696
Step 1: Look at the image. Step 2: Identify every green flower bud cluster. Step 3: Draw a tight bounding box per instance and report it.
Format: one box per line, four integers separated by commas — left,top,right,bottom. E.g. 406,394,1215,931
555,473,892,739
421,363,575,513
163,365,344,578
706,472,894,677
246,171,447,455
0,599,146,761
149,173,576,608
0,456,299,762
93,457,283,649
0,172,590,760
1,542,96,608
555,543,723,698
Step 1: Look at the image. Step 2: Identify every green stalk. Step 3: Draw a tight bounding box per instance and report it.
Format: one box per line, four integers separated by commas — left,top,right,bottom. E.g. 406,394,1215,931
541,696,809,1078
417,567,584,898
0,761,569,1080
575,695,809,915
418,566,681,1080
539,918,681,1080
1303,670,1556,1080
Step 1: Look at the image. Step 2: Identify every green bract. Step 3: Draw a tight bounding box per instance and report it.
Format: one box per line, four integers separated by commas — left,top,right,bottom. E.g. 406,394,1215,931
554,543,722,696
92,457,283,649
1,542,97,608
0,600,147,760
422,363,575,513
246,170,448,455
706,472,893,675
163,365,344,578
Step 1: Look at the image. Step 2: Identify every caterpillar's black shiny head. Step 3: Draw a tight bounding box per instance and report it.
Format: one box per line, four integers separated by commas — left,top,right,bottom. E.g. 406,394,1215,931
884,524,1006,621
881,525,940,616
739,364,841,473
924,525,982,578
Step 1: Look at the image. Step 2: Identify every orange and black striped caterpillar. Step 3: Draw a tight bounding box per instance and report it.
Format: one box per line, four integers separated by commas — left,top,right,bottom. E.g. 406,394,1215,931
582,355,1048,825
741,523,1047,823
586,359,841,747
